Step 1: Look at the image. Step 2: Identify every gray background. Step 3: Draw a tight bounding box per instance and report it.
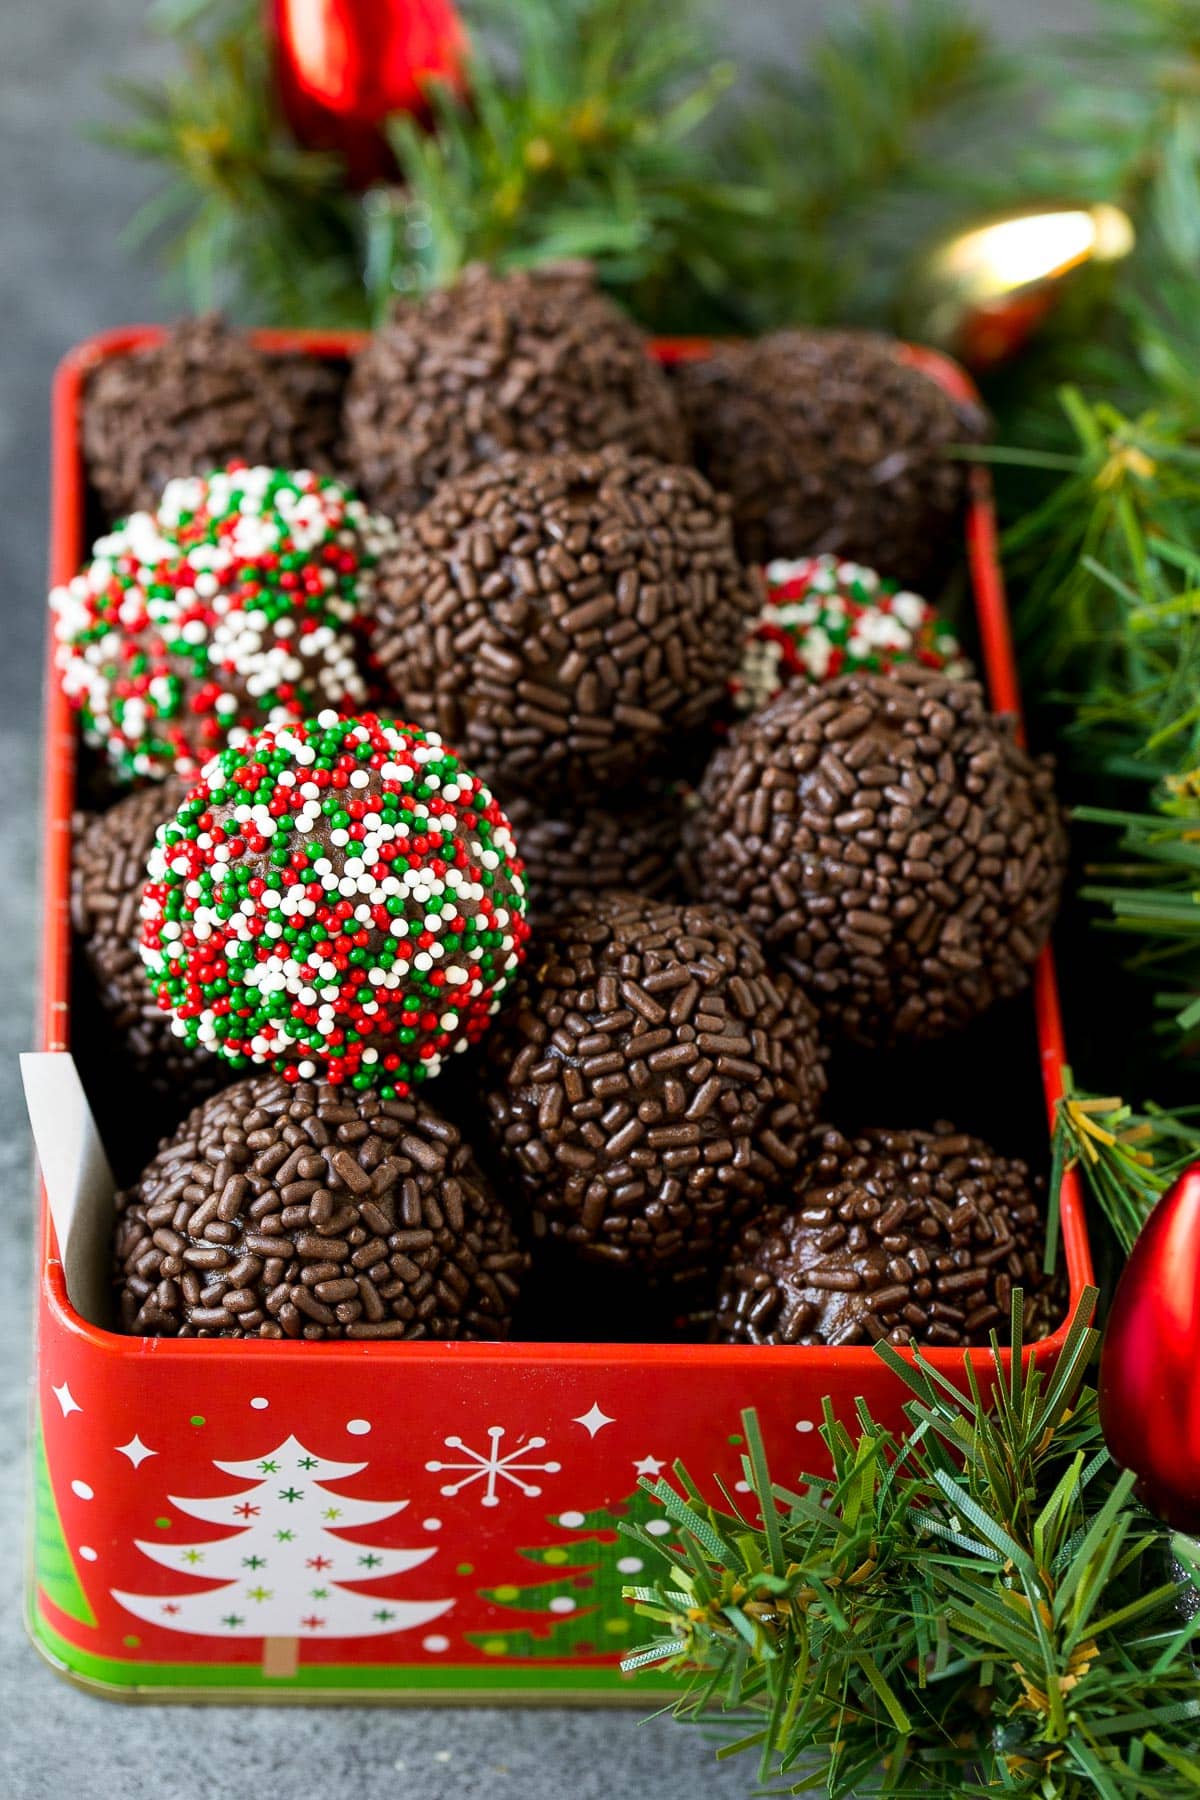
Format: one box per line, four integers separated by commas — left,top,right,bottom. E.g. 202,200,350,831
0,4,1087,1797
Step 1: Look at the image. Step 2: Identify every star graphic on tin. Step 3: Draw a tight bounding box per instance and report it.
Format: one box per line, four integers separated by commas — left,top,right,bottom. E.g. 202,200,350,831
357,1553,382,1568
301,1614,326,1630
373,1608,396,1623
306,1555,333,1572
275,1529,295,1543
573,1403,616,1438
243,1555,267,1570
181,1549,205,1566
222,1614,245,1629
52,1382,81,1418
115,1433,156,1467
309,1587,330,1600
161,1603,180,1615
278,1486,304,1504
296,1456,318,1470
321,1507,342,1520
633,1454,667,1477
246,1586,273,1603
258,1459,280,1473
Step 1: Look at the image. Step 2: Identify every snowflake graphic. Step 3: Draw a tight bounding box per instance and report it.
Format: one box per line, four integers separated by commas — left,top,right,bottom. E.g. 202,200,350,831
425,1426,562,1508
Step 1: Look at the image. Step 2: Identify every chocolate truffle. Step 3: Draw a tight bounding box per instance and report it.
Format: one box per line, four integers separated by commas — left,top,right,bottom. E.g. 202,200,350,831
484,894,827,1275
732,554,970,714
342,262,689,518
113,1072,527,1338
139,712,530,1095
51,466,388,784
674,331,986,585
715,1124,1055,1347
71,782,229,1106
686,669,1067,1047
503,789,683,923
83,315,343,520
369,448,762,798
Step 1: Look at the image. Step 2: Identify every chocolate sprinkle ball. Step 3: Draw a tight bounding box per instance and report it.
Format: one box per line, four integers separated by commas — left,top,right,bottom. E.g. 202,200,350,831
71,783,228,1106
715,1124,1055,1348
484,894,827,1275
83,316,341,520
113,1073,527,1339
503,789,683,923
370,448,762,798
687,669,1067,1047
674,331,986,585
342,262,689,518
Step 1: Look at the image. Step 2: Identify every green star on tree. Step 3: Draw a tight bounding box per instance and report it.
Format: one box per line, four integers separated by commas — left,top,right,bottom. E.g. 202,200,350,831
357,1552,382,1569
275,1529,294,1543
278,1486,304,1503
246,1585,273,1603
257,1459,279,1473
297,1456,318,1470
181,1549,204,1565
221,1613,245,1629
242,1554,266,1570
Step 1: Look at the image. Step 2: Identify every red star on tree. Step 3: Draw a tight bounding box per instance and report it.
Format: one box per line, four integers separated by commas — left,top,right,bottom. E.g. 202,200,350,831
306,1554,333,1571
233,1502,260,1518
300,1614,326,1631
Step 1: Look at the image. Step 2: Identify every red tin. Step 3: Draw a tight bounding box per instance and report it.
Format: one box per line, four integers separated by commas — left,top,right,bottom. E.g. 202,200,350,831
28,329,1092,1701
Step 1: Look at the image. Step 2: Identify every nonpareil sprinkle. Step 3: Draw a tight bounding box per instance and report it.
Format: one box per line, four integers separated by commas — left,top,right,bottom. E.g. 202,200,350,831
51,465,392,783
139,712,530,1096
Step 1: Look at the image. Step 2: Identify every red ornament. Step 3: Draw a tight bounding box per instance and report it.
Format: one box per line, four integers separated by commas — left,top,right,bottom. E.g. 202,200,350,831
1099,1163,1200,1532
271,0,467,187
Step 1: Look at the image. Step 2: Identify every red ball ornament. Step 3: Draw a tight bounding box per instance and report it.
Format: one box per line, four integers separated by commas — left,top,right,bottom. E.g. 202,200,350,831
1099,1164,1200,1532
271,0,467,187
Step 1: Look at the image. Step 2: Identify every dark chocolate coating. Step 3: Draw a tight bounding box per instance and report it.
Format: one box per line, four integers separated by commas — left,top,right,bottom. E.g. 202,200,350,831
673,330,987,586
716,1124,1055,1347
484,893,827,1275
503,789,684,923
342,262,689,518
71,783,228,1106
113,1073,527,1339
370,446,763,799
83,315,343,520
686,669,1067,1047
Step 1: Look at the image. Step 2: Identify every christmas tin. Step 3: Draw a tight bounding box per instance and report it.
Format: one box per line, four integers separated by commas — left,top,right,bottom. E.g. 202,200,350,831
25,329,1093,1702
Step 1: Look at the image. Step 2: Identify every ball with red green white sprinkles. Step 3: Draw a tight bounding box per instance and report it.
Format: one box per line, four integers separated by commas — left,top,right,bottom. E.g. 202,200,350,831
51,465,394,783
138,712,530,1096
731,555,971,713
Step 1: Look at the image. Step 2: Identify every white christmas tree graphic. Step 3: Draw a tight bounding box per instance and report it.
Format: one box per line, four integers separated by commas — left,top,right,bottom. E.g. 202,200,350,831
113,1435,451,1677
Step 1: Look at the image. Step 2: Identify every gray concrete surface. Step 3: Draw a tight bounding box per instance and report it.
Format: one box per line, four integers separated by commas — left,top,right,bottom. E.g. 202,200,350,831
0,4,1087,1797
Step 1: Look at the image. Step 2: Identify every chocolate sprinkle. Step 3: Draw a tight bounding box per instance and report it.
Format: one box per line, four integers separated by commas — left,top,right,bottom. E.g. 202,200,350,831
83,316,343,521
673,330,987,585
342,262,689,518
71,783,228,1105
370,447,763,798
715,1124,1055,1347
113,1072,528,1338
503,789,683,923
685,668,1067,1046
484,893,827,1275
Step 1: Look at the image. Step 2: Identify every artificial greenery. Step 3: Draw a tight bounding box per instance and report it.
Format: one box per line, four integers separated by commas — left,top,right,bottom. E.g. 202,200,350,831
621,1293,1200,1797
103,0,1017,332
1049,1071,1200,1259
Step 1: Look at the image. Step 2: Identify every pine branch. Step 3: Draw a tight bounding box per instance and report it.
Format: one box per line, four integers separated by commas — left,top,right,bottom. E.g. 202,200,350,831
621,1291,1200,1796
1049,1067,1200,1255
